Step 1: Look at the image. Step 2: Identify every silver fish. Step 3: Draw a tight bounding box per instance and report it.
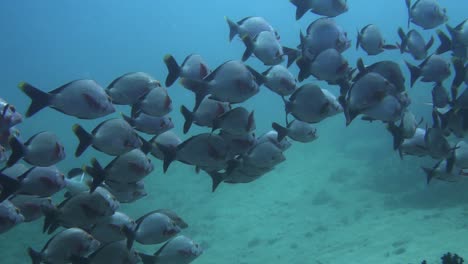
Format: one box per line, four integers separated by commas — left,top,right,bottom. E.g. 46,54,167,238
106,72,160,105
81,240,141,264
256,130,292,151
180,60,261,110
0,166,65,202
73,118,142,157
398,28,434,60
28,228,100,264
243,141,286,170
0,200,24,234
406,0,448,30
272,119,318,143
138,235,203,264
132,86,173,117
399,128,429,158
9,195,53,222
180,95,231,134
89,211,136,244
354,59,406,93
84,149,154,191
18,80,115,119
225,16,279,42
127,211,181,248
149,131,182,161
7,131,65,167
212,107,255,136
122,112,174,136
356,24,397,55
219,130,256,160
0,98,22,133
297,48,350,83
300,17,350,61
262,65,297,96
437,20,468,60
104,180,147,204
242,31,298,66
290,0,348,20
164,54,210,87
406,54,451,87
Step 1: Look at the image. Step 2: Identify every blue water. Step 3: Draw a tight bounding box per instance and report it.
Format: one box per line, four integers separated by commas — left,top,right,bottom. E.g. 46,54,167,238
0,0,467,263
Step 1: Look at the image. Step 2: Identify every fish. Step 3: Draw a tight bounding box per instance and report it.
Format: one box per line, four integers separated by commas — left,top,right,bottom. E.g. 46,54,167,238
356,24,397,55
157,133,228,173
0,98,22,133
180,95,231,134
0,200,24,234
148,131,182,161
353,58,406,93
436,108,468,138
360,93,409,123
242,140,286,170
88,211,136,244
18,80,115,119
103,180,147,204
122,112,174,136
296,48,350,83
241,31,299,66
0,166,66,202
126,211,181,249
272,119,318,143
131,86,173,117
399,128,430,158
256,130,292,152
42,187,120,234
451,58,468,95
180,60,262,111
424,126,454,160
64,170,92,197
421,160,466,184
76,240,141,264
299,17,350,61
219,130,257,160
406,54,451,87
84,149,154,192
106,72,160,105
153,209,188,229
225,16,279,42
387,110,421,149
138,235,203,264
286,84,342,123
345,72,399,125
405,0,448,30
262,65,297,96
28,227,100,264
289,0,348,20
432,84,450,109
397,27,434,60
7,131,65,167
73,118,142,157
164,54,210,87
436,19,468,60
9,195,53,223
212,107,255,136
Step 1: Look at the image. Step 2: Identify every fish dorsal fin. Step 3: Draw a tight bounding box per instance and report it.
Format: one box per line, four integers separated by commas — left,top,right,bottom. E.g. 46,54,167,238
454,19,467,31
288,86,303,102
356,58,367,74
181,54,196,67
237,16,253,25
106,73,138,89
418,54,432,69
262,66,273,76
24,131,47,146
203,61,230,82
153,239,171,257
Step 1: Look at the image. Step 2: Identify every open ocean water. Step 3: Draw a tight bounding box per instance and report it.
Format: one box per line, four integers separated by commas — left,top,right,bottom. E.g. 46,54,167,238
0,0,467,263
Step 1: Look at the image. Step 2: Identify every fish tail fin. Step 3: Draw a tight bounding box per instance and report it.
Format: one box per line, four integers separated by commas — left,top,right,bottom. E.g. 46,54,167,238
225,16,239,42
405,0,411,28
246,65,266,86
387,122,403,150
382,44,398,50
0,173,21,202
397,27,407,53
272,122,288,142
405,61,421,88
207,170,224,192
290,0,308,20
139,135,153,155
296,57,310,82
139,253,156,264
156,143,177,173
72,124,93,157
121,113,135,127
41,204,60,234
27,247,42,264
345,108,359,126
241,35,255,62
356,29,361,50
436,30,452,55
179,78,209,110
6,136,25,167
84,158,105,193
421,167,435,184
451,57,466,93
180,105,194,134
425,36,434,51
163,54,181,87
122,225,136,250
283,47,299,68
18,82,51,118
